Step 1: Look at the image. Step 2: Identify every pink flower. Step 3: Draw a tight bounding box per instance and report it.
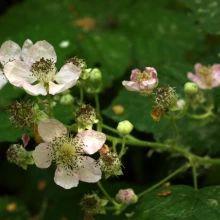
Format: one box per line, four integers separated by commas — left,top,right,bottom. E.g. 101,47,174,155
188,63,220,89
4,40,81,96
122,67,158,92
32,119,106,189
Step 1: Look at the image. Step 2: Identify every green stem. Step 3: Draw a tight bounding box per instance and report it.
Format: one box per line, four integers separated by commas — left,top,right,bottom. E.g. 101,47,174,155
138,163,190,197
47,93,54,117
187,111,215,119
192,164,198,190
119,136,126,158
106,134,220,165
169,112,178,146
79,86,84,104
97,181,120,207
94,93,102,132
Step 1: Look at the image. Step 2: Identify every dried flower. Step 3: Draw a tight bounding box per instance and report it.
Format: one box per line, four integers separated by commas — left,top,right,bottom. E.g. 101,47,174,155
80,193,108,215
7,144,34,170
4,40,81,96
32,119,106,189
122,67,158,94
188,63,220,89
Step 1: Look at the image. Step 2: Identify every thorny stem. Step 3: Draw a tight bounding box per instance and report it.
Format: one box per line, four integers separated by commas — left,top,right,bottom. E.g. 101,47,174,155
97,181,120,207
138,163,190,197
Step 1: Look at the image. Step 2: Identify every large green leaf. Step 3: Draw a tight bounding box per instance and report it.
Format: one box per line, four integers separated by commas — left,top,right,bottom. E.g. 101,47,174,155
132,185,220,220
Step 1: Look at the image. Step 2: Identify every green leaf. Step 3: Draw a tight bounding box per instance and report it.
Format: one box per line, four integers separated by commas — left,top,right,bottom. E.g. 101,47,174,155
132,185,220,220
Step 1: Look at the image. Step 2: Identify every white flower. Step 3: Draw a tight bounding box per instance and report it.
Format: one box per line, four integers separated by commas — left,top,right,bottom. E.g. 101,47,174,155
32,119,106,189
4,40,81,96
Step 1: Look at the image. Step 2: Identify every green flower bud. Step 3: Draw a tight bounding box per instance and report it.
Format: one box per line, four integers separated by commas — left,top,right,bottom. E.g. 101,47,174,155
184,82,199,96
60,94,74,106
117,120,133,136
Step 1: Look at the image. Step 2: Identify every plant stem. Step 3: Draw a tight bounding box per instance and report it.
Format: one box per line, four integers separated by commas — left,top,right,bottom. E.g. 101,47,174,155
169,112,178,146
138,163,190,197
79,86,84,104
94,93,102,132
97,181,120,207
119,136,126,158
192,164,198,190
47,93,54,117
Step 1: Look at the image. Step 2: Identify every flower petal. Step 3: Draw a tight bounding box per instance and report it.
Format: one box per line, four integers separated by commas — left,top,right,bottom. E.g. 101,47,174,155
48,81,72,95
54,166,79,189
22,81,47,96
187,72,207,89
21,39,33,63
130,69,141,81
0,40,21,65
122,81,139,91
54,63,81,85
76,130,106,154
4,60,37,87
0,70,7,89
77,156,101,183
32,143,53,168
28,40,57,63
38,119,68,143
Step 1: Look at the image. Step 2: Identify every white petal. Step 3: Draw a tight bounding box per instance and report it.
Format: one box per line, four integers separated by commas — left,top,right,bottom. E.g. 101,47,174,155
38,119,68,143
77,156,101,183
76,130,106,154
4,60,37,87
54,166,79,189
22,81,47,96
122,81,140,91
0,40,21,65
54,63,81,85
48,81,70,95
28,40,57,63
21,39,33,63
0,70,7,89
32,143,53,168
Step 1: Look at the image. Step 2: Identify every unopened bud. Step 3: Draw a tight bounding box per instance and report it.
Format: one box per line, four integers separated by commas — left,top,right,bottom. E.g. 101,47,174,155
60,94,74,106
117,120,133,136
184,82,199,96
115,189,138,205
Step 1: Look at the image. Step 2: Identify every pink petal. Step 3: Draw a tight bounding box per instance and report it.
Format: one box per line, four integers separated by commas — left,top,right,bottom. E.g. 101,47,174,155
145,67,158,76
21,39,33,63
187,72,207,89
76,130,106,154
22,134,30,147
4,60,37,87
54,63,81,85
32,143,53,168
0,40,21,65
28,40,57,63
38,119,68,143
22,81,47,96
77,156,101,183
140,78,157,91
0,70,7,89
194,63,202,73
122,81,140,91
54,166,79,189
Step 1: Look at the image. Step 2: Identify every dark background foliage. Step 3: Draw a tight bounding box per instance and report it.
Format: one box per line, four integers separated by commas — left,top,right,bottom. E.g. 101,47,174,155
0,0,220,219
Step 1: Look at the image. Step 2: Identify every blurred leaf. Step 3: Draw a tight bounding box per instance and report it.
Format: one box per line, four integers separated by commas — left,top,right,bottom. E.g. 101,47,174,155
132,185,220,220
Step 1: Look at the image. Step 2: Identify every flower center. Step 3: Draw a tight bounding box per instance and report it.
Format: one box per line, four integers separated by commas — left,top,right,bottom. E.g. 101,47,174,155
198,66,212,86
134,71,152,83
31,58,56,84
56,143,76,168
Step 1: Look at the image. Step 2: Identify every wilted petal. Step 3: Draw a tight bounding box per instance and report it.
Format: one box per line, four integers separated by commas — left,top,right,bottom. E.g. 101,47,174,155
21,39,33,63
22,81,47,96
32,143,53,168
54,166,79,189
4,60,37,87
77,156,101,182
0,70,7,89
76,130,106,154
28,40,57,63
54,63,81,85
0,40,21,65
38,119,68,143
